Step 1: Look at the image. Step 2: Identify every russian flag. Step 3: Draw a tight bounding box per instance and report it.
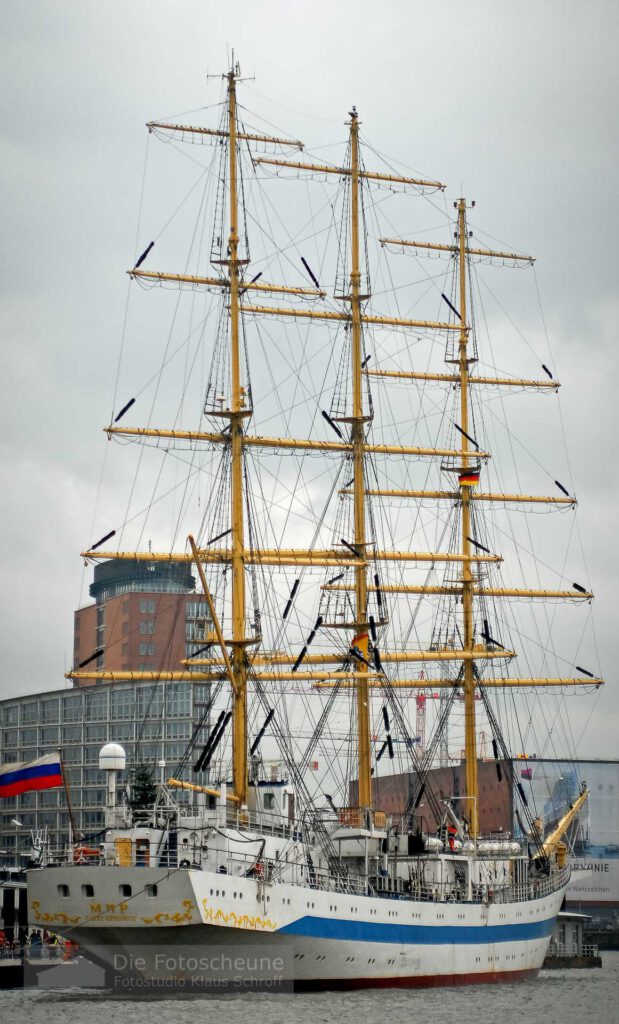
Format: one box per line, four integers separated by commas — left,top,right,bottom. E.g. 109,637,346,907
0,752,63,798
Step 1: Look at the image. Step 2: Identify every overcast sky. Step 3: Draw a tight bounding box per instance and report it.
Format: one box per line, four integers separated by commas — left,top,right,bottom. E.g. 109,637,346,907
1,0,617,758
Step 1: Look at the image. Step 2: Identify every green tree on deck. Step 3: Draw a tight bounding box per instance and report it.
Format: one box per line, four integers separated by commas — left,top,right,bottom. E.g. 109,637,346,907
128,763,157,810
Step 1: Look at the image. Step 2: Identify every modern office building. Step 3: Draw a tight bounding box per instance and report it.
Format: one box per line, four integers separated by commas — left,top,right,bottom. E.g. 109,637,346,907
0,677,211,868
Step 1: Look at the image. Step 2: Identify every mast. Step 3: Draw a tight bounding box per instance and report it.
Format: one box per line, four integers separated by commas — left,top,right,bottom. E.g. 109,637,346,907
456,198,478,836
226,65,248,806
75,90,604,827
349,109,372,811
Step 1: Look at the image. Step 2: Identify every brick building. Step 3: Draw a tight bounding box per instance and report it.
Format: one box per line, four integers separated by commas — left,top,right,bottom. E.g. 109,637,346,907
73,558,211,678
364,760,512,834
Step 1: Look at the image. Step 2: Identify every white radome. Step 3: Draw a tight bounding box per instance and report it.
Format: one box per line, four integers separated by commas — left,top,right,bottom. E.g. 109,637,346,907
98,742,126,771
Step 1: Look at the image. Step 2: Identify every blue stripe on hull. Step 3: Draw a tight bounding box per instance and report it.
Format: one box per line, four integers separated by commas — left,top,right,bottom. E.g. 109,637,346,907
278,915,555,944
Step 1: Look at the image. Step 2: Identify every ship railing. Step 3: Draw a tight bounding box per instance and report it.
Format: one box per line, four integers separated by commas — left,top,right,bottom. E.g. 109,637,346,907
203,852,390,895
365,864,570,905
289,865,368,896
45,845,80,867
550,941,600,958
205,848,367,895
491,865,570,904
224,805,297,838
0,943,23,961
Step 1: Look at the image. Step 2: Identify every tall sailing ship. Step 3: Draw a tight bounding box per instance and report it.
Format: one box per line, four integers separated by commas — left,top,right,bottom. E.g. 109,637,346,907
27,63,602,989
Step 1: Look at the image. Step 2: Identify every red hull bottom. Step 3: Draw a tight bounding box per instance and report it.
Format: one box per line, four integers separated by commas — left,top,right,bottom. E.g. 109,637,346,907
296,967,539,991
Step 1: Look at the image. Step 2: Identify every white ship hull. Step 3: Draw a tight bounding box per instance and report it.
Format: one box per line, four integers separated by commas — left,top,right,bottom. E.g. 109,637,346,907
28,864,566,988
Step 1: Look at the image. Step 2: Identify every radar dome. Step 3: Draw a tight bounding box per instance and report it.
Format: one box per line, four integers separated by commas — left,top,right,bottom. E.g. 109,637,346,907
99,742,127,771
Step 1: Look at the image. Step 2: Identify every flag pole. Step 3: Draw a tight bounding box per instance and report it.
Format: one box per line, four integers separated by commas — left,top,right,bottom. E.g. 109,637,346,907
59,753,76,847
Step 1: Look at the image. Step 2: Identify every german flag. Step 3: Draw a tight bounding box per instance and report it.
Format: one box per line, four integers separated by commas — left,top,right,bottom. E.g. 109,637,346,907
459,470,480,487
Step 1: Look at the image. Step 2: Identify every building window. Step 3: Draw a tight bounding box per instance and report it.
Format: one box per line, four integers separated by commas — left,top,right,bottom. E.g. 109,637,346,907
16,813,36,828
136,741,160,762
2,707,18,726
139,642,156,656
40,699,60,723
186,622,207,642
186,601,208,620
186,642,209,661
165,742,186,761
20,704,38,725
111,722,134,741
136,685,164,718
63,695,83,723
21,728,37,746
139,622,155,635
166,721,191,740
138,720,162,740
83,811,104,828
84,789,106,807
62,725,81,743
166,683,191,718
111,689,134,720
85,724,107,742
63,747,83,765
40,727,60,745
3,730,18,748
85,692,108,721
